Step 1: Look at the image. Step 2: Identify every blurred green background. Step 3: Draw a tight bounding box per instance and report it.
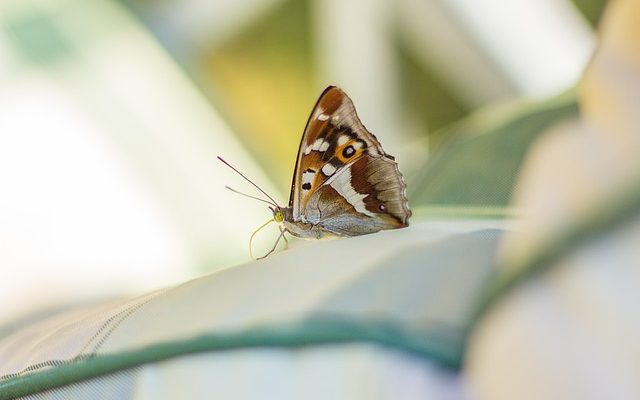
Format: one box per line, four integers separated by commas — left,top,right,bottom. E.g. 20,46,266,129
0,0,604,324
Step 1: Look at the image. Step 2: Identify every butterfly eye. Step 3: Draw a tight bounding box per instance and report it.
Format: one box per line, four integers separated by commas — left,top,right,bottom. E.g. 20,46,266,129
378,204,386,212
274,211,284,222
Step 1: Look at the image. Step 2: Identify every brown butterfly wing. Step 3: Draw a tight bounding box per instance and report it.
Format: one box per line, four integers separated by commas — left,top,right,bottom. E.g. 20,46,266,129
289,86,395,221
302,155,411,236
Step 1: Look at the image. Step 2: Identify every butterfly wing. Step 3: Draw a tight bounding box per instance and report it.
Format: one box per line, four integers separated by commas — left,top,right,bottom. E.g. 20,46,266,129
288,86,410,232
304,155,411,235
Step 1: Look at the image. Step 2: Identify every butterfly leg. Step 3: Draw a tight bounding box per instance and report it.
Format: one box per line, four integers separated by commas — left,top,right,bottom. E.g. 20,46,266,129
279,225,289,250
257,228,287,260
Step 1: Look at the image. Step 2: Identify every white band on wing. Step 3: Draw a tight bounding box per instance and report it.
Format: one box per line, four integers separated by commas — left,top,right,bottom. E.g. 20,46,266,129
328,166,375,217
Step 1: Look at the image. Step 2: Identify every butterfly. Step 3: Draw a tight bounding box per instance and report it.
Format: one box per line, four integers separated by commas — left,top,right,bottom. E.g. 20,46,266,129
220,86,411,259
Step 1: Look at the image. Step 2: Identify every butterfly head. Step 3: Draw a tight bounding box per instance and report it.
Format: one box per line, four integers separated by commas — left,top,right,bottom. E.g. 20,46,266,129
269,206,285,224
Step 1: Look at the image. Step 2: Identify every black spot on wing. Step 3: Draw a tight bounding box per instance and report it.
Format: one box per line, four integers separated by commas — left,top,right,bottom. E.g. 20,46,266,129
342,145,355,158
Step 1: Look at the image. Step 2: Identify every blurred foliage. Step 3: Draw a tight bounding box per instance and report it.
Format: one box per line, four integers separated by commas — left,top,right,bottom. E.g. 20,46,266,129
166,0,485,190
410,92,578,210
120,0,595,205
397,41,469,140
571,0,608,27
203,0,314,192
4,10,73,65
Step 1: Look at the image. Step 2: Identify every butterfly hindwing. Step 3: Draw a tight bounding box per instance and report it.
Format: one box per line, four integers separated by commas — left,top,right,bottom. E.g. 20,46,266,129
303,155,409,236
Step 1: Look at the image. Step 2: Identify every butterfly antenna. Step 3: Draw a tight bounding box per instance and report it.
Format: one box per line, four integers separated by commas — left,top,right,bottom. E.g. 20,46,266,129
217,156,279,207
249,218,275,260
225,186,276,206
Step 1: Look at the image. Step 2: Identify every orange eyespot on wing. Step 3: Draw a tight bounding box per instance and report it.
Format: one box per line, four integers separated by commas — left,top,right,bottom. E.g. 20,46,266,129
334,139,365,164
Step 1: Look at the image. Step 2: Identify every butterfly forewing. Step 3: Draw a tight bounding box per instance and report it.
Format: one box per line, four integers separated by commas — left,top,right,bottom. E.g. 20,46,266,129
287,86,410,235
290,87,387,218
